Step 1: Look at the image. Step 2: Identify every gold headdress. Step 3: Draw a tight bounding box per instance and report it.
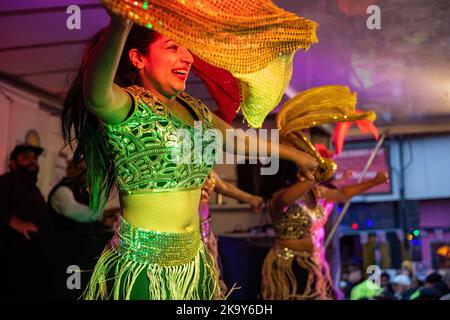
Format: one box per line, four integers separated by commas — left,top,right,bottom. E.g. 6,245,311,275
276,85,376,181
102,0,318,127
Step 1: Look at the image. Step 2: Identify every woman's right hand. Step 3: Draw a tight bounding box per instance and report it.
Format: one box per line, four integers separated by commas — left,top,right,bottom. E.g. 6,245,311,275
294,151,318,181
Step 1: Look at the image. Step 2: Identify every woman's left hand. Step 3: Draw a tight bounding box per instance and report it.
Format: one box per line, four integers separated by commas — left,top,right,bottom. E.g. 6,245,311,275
373,171,389,184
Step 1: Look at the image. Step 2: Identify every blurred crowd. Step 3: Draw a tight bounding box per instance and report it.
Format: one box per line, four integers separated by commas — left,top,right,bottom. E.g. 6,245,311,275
340,261,450,300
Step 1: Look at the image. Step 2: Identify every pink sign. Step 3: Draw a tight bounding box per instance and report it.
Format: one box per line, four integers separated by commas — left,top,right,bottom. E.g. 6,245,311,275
333,147,391,194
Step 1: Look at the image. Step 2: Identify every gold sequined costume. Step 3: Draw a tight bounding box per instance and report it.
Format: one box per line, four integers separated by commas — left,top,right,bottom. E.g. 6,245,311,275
276,85,376,182
261,189,335,300
261,85,377,300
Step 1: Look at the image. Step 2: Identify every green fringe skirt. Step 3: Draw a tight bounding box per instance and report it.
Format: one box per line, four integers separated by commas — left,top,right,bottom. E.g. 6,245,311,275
83,217,221,300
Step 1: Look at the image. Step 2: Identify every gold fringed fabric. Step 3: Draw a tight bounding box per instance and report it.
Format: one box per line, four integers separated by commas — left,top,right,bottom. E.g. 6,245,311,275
276,85,375,135
237,52,296,128
261,247,334,300
275,85,377,181
102,0,318,128
102,0,317,74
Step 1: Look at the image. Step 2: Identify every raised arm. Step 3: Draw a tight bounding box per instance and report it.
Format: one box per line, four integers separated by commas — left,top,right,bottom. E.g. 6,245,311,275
211,171,263,212
270,179,317,213
319,171,389,203
82,13,133,124
332,170,355,184
210,113,318,180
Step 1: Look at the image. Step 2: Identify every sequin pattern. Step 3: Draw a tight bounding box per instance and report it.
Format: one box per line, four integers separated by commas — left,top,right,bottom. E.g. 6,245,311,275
271,198,328,240
112,217,202,266
102,0,319,128
104,86,220,194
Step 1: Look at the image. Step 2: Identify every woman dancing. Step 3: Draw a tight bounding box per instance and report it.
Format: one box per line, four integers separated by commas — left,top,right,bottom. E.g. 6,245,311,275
260,85,382,299
62,1,318,299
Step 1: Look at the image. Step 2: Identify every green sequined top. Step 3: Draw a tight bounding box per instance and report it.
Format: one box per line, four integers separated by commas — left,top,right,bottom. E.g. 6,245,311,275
103,85,220,195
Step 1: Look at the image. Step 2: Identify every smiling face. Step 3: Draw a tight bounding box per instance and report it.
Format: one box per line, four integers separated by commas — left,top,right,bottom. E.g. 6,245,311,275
133,34,194,103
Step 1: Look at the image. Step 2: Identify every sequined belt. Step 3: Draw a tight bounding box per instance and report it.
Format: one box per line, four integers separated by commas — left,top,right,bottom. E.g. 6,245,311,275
273,246,313,261
112,217,202,266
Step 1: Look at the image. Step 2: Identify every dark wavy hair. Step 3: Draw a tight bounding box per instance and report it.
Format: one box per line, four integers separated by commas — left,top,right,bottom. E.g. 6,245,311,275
259,159,299,200
61,24,160,217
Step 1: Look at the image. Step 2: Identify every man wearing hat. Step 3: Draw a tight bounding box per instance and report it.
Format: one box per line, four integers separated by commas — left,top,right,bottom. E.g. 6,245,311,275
392,274,414,300
0,144,53,239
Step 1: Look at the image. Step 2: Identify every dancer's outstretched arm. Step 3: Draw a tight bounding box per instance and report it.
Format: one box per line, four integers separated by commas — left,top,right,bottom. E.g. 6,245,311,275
210,113,318,180
211,171,264,212
319,171,389,203
270,179,317,213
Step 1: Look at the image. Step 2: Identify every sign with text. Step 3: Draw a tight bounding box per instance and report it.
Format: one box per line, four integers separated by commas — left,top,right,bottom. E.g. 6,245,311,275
334,147,391,194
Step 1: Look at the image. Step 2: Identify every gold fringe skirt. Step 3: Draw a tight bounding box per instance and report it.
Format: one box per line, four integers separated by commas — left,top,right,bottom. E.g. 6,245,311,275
83,217,221,300
261,246,335,300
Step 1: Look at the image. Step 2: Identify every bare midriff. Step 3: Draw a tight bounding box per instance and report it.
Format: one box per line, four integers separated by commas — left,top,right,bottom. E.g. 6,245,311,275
120,188,201,232
275,237,314,254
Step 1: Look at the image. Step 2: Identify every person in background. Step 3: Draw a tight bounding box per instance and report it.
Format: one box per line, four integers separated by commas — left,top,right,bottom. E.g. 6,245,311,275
379,272,395,298
350,278,383,300
260,84,379,300
0,144,53,299
48,159,120,233
392,274,414,300
439,271,450,300
411,272,450,300
410,274,423,293
0,144,53,239
400,260,414,278
344,264,364,299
